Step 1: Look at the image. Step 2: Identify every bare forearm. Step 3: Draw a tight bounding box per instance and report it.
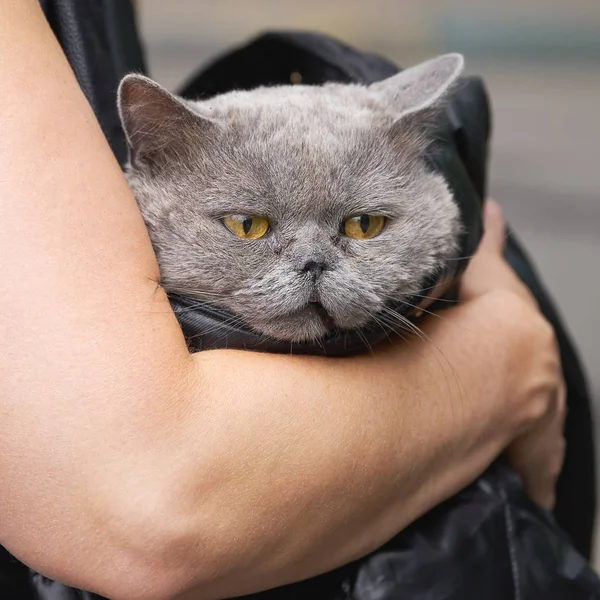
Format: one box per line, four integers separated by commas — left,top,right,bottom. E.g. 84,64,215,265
0,3,530,600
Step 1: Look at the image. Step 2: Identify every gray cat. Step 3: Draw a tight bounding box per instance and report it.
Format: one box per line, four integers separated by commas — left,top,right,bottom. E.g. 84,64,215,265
118,54,464,342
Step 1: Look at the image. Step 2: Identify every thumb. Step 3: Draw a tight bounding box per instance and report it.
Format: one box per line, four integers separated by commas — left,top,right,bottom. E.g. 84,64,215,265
459,198,535,305
478,199,506,256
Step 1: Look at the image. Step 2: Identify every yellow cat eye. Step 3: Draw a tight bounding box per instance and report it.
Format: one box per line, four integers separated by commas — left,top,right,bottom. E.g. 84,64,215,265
223,215,270,240
343,215,386,240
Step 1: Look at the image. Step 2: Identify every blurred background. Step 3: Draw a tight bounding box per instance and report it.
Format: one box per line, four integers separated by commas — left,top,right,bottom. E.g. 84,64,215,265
136,0,600,560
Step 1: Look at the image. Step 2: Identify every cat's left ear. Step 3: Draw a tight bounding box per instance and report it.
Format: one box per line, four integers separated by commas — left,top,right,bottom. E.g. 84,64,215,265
370,53,464,117
118,74,216,170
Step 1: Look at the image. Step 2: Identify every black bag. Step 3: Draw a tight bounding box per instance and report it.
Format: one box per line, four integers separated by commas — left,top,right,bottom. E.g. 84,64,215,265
1,2,597,599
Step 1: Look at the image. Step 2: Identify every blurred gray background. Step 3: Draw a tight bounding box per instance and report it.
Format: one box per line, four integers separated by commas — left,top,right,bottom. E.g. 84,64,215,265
136,0,600,561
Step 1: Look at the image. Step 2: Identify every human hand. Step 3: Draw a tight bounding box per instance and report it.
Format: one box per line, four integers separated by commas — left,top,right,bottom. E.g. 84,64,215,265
459,200,566,510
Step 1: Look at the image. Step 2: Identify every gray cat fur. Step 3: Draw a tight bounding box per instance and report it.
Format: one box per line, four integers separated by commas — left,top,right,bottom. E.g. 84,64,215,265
118,54,464,342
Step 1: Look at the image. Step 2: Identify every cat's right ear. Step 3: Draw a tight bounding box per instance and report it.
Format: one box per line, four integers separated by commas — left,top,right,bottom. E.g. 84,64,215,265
118,74,215,170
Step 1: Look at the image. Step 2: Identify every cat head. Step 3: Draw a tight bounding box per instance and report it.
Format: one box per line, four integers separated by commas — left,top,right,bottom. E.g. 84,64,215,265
118,54,464,342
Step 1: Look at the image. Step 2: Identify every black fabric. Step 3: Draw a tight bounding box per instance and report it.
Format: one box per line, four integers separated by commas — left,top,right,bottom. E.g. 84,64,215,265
45,0,146,166
505,233,597,562
1,6,597,598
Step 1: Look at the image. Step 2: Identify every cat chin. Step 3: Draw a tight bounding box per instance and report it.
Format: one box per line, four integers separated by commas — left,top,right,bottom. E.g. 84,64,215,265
251,318,331,343
247,304,341,343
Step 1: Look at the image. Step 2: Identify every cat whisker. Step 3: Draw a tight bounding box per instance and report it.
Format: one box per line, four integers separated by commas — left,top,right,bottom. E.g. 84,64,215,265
383,307,429,343
379,293,475,336
184,314,248,340
410,273,462,295
445,254,477,262
352,305,395,345
171,304,221,315
368,313,395,345
409,293,458,304
170,289,235,301
374,289,449,309
314,336,326,354
374,311,416,339
397,299,444,321
356,328,375,355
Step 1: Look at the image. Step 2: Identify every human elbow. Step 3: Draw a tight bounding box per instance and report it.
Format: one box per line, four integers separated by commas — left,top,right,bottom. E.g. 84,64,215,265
88,485,224,600
95,536,216,600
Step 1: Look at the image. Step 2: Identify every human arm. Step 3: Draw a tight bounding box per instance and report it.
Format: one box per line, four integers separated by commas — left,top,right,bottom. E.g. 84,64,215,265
0,2,563,599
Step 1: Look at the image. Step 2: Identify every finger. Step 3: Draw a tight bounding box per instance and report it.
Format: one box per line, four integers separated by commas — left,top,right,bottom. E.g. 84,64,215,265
478,199,507,255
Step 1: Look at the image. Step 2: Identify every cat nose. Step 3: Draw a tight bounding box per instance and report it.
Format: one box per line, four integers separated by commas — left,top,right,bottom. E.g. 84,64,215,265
301,260,327,278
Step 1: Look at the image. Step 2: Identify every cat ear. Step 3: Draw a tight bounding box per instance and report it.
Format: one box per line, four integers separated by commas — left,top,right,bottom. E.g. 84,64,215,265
118,74,215,169
370,54,464,117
